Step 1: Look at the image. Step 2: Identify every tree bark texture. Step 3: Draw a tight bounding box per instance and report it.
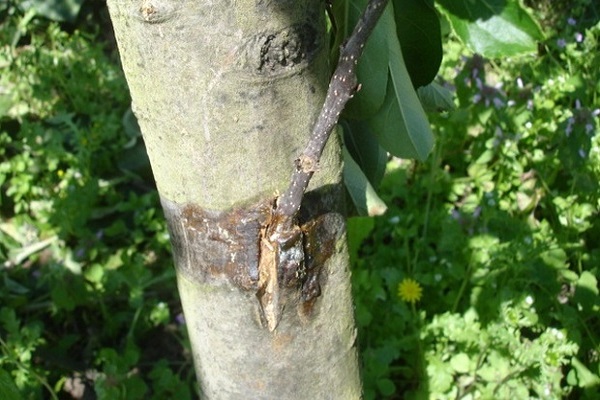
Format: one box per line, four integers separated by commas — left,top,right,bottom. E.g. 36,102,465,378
107,1,361,399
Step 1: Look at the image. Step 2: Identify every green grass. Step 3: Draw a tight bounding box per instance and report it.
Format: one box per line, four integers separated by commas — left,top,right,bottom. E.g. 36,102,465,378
1,1,599,399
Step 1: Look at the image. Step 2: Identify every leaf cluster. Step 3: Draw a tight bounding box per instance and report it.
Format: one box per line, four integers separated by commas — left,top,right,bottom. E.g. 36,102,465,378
336,0,543,216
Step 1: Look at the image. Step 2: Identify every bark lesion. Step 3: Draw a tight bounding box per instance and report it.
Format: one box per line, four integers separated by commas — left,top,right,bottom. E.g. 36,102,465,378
256,204,306,331
163,197,270,290
163,195,340,332
256,195,342,331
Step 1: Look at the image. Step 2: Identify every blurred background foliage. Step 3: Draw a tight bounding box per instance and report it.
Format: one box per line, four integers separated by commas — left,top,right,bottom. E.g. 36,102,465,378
0,0,599,399
1,1,191,399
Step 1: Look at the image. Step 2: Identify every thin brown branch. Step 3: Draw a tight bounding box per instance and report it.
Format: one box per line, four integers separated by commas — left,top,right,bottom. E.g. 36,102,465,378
274,0,390,224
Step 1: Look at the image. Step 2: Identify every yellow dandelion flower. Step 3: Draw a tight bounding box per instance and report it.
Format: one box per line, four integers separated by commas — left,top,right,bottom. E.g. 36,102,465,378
398,278,422,304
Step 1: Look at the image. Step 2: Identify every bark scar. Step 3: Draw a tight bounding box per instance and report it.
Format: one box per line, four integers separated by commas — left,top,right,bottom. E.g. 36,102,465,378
256,209,338,332
257,232,281,332
161,196,337,333
257,211,304,332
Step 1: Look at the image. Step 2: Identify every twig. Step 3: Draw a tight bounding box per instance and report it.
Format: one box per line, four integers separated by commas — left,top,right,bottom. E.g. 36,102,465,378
274,0,390,225
257,0,390,330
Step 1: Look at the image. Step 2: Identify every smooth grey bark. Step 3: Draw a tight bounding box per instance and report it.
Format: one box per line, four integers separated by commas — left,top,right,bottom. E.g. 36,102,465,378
107,1,361,398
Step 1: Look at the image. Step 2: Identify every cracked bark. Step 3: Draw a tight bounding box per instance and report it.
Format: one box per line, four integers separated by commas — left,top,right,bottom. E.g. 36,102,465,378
107,0,361,398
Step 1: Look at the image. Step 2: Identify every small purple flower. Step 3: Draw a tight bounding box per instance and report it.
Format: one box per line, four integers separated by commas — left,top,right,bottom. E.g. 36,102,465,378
492,97,505,109
575,32,584,43
451,208,461,221
175,313,186,325
475,77,483,89
557,38,567,48
567,17,576,26
578,148,587,158
527,99,534,110
585,123,594,134
575,99,581,109
389,216,400,225
565,117,574,136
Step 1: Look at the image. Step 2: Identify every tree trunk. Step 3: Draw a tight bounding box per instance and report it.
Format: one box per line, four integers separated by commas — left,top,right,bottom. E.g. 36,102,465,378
107,1,361,398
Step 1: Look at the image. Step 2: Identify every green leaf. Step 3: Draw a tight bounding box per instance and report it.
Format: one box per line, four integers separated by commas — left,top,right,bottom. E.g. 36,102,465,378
368,5,435,161
0,92,12,117
0,368,23,400
19,0,84,22
450,353,471,373
376,378,396,396
574,271,600,311
417,81,456,112
577,271,599,296
393,0,442,88
540,248,567,270
355,302,373,326
122,107,142,148
568,358,600,388
343,148,388,216
347,216,375,262
0,307,20,336
342,120,388,187
84,264,104,285
50,275,89,311
427,356,454,392
436,0,544,57
149,302,171,326
344,0,390,119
